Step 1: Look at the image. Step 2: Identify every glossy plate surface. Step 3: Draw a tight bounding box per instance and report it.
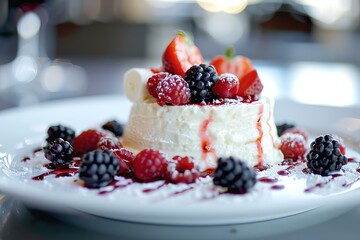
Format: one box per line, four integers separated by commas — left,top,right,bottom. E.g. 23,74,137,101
0,95,360,225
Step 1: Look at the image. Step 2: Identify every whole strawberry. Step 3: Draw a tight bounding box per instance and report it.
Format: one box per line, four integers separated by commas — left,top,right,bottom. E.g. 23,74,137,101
210,47,253,81
162,31,203,78
280,133,307,160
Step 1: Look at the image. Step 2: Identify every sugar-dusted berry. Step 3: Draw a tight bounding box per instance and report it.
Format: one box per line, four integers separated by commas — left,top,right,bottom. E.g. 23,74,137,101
147,72,170,98
212,73,239,98
44,138,74,168
279,133,307,160
132,149,168,181
113,148,135,176
73,129,105,154
156,74,190,106
166,156,200,184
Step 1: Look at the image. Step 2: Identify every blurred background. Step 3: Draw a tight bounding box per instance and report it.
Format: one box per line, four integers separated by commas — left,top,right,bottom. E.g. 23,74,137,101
1,0,360,110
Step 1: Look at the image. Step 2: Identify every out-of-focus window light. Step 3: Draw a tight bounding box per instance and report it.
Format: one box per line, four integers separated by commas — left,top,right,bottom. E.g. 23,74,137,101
295,0,360,30
197,0,248,14
289,63,359,107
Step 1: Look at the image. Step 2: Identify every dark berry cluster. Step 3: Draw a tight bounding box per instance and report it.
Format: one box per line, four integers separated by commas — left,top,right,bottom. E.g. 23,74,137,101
213,157,257,193
184,64,218,103
306,135,348,176
276,123,295,136
79,150,120,188
46,124,75,144
43,138,74,168
102,120,124,137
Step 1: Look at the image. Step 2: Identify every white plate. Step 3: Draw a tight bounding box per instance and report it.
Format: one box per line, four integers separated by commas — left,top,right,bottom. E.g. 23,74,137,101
1,95,360,226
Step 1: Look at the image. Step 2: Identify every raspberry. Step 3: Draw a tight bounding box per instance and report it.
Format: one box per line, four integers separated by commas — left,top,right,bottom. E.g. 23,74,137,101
79,150,120,188
307,135,348,176
166,156,200,184
184,64,218,103
132,149,168,181
280,133,307,160
156,74,190,106
102,120,124,137
46,124,75,144
98,137,121,151
147,72,170,98
73,129,105,154
213,157,257,193
212,73,239,98
113,148,135,176
282,127,309,141
43,138,74,168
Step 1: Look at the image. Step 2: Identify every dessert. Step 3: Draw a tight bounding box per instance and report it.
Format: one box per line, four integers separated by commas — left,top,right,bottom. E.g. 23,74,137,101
122,32,283,170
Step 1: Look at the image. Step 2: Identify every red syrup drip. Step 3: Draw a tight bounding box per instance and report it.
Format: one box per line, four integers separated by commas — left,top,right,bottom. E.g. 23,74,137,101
304,174,343,193
33,148,43,154
200,110,217,165
255,104,264,167
255,164,268,172
98,179,134,195
200,168,215,177
277,166,295,176
271,185,285,190
342,177,360,188
259,177,278,183
142,181,168,193
302,168,309,174
348,157,358,163
21,156,30,162
32,168,78,181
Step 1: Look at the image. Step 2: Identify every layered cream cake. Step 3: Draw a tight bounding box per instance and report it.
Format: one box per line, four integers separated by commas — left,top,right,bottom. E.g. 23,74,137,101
122,68,283,170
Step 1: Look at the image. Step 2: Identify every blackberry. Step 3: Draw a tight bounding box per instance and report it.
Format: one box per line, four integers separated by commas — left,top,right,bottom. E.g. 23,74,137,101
43,138,74,168
184,64,218,103
46,124,75,144
306,135,348,176
79,150,120,188
213,157,257,193
102,120,124,137
276,123,295,136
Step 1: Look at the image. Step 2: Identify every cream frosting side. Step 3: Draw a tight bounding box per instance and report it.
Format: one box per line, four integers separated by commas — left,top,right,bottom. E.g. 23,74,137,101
122,97,283,170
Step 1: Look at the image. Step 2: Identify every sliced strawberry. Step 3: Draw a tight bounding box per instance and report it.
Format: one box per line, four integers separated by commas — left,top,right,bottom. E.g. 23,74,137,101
237,69,263,97
210,47,253,79
162,31,203,78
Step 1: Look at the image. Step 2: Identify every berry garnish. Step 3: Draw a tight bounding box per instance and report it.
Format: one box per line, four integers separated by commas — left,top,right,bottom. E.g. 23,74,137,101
43,138,74,168
73,129,105,154
147,72,170,98
279,133,307,160
98,137,121,151
46,124,75,144
166,156,200,184
331,134,346,155
276,123,295,136
102,120,124,137
156,74,190,106
79,149,120,188
212,73,239,98
162,31,203,78
184,64,218,103
210,47,253,80
113,148,135,176
306,135,348,176
132,149,168,182
282,127,309,141
213,157,257,193
237,69,263,97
